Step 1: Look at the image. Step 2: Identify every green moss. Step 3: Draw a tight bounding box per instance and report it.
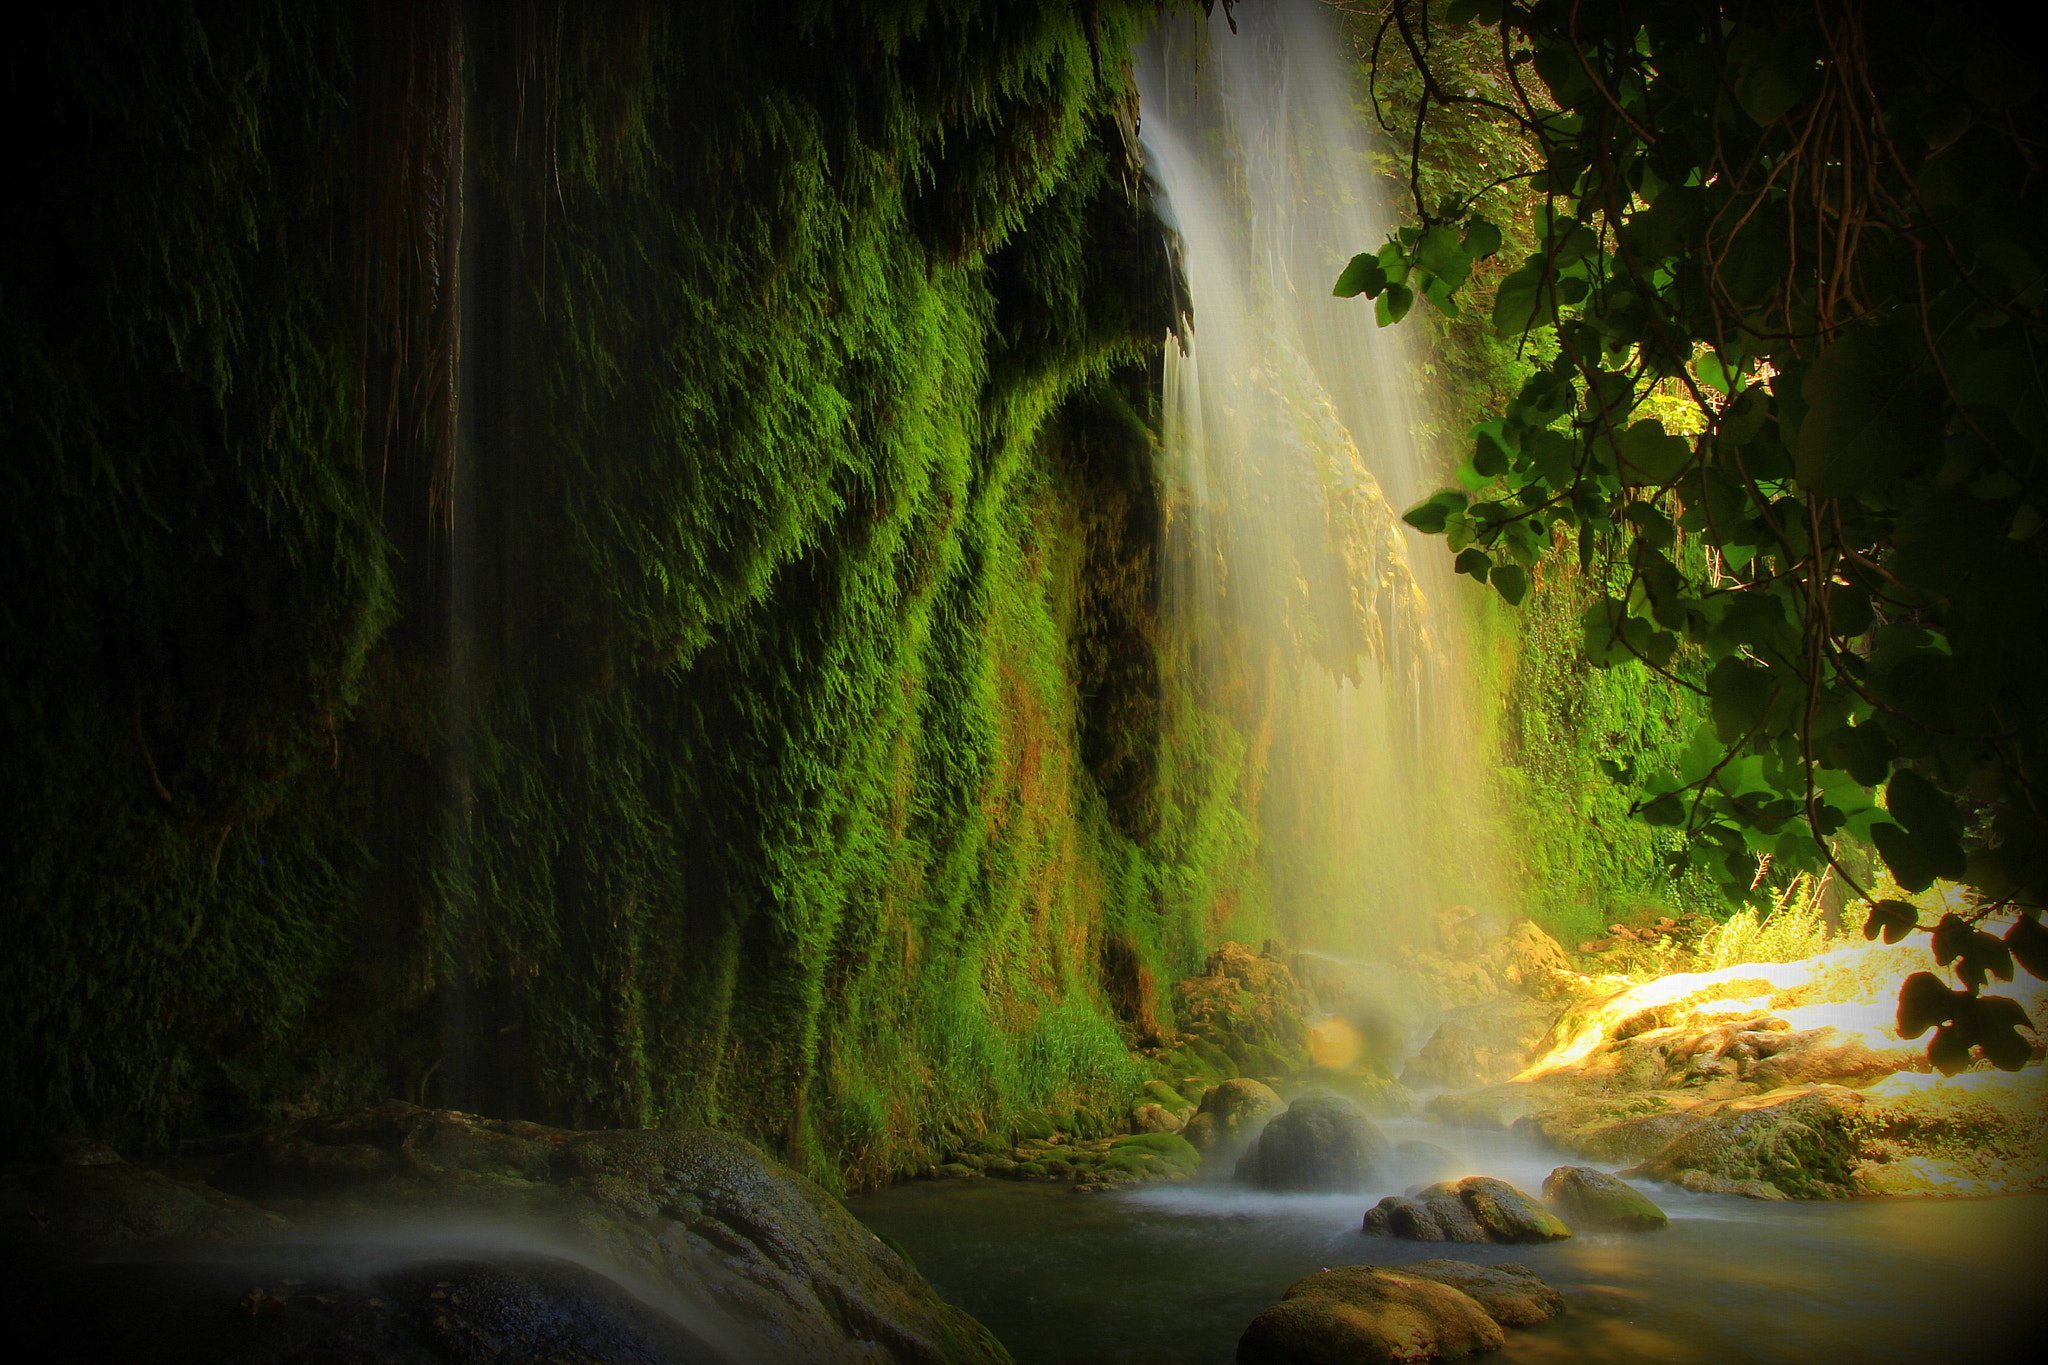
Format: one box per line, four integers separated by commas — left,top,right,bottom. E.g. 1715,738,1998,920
1,0,1291,1192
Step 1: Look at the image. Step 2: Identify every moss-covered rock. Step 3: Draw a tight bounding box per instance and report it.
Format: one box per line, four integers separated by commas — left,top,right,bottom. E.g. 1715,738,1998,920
1540,1165,1667,1231
1361,1176,1571,1245
1397,1259,1564,1327
1238,1266,1505,1365
1180,1077,1285,1160
1622,1084,1866,1199
1235,1095,1390,1193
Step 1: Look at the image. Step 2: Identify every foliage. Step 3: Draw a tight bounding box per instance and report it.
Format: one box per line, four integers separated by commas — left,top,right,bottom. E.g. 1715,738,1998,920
1337,1,1716,945
1,0,1274,1189
1690,874,1847,974
1347,0,2047,1075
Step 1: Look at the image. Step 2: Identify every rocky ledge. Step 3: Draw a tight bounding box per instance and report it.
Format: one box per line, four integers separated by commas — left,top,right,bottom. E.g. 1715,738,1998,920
0,1101,1009,1365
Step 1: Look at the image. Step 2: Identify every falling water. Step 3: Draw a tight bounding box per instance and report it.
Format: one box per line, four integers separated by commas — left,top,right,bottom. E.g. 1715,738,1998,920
1138,0,1505,959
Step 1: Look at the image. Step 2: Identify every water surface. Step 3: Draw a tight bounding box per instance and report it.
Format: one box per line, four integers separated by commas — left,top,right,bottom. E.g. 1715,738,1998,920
850,1168,2047,1364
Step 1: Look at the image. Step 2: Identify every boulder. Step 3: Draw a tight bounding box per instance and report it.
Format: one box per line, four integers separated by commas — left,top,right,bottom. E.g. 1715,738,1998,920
1540,1166,1668,1231
1361,1177,1570,1245
1623,1084,1865,1199
1238,1266,1505,1365
1181,1077,1285,1158
1235,1096,1389,1192
1131,1103,1184,1134
4,1102,1011,1365
1360,1194,1485,1244
1396,1259,1564,1327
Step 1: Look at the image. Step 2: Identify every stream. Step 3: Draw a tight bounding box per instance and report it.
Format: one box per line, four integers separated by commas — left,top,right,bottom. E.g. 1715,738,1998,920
848,1120,2048,1365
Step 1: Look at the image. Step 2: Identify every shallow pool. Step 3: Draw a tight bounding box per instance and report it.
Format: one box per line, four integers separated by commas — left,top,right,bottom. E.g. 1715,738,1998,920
847,1127,2048,1364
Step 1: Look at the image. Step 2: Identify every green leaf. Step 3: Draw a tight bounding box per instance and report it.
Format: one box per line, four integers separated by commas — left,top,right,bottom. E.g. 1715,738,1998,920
1401,489,1469,535
1871,821,1937,893
1376,283,1415,327
1862,899,1917,945
1491,260,1553,338
1794,328,1944,496
1490,563,1529,606
1333,252,1388,299
1617,420,1691,487
1927,1022,1974,1076
1454,548,1492,582
1462,217,1503,260
1707,656,1773,744
1896,970,1956,1040
1715,386,1768,449
2006,915,2048,981
1729,31,1814,125
1885,769,1952,839
1640,793,1686,826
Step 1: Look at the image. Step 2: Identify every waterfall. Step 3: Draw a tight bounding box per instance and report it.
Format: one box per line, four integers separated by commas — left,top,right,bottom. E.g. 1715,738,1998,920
1138,0,1505,957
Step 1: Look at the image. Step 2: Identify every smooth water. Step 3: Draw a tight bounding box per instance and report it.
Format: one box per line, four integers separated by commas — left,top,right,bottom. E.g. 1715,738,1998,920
850,1159,2048,1364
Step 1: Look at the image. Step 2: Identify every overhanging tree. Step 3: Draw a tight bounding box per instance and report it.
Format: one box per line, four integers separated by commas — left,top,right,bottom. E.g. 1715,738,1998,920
1344,0,2047,1072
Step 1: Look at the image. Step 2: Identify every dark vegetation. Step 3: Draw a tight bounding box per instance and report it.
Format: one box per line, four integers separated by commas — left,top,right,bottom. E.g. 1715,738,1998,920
1,0,1290,1188
1348,0,2048,1070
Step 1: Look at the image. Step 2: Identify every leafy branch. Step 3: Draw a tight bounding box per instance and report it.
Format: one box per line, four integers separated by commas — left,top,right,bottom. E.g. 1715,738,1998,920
1345,0,2048,1075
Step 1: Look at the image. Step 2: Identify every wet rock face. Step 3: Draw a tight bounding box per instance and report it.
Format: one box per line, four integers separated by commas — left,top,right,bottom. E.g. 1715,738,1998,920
0,1103,1011,1365
1360,1177,1572,1245
8,1251,739,1365
1540,1165,1668,1232
1234,1096,1389,1193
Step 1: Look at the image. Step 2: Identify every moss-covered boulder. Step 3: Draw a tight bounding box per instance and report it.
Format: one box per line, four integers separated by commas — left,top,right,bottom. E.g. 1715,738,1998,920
1540,1165,1667,1231
1623,1084,1865,1199
1180,1077,1285,1159
1098,1131,1200,1181
1396,1259,1564,1327
1238,1266,1505,1365
1235,1095,1390,1193
1171,942,1312,1069
1361,1176,1571,1245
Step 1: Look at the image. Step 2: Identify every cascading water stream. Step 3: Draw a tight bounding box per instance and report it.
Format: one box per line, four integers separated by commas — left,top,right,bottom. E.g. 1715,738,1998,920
1137,0,1505,971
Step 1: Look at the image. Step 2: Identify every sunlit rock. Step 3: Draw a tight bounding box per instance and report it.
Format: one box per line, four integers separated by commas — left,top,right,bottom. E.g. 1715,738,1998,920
1622,1085,1865,1199
1540,1165,1668,1231
1493,931,2048,1198
1235,1095,1390,1192
1237,1266,1505,1365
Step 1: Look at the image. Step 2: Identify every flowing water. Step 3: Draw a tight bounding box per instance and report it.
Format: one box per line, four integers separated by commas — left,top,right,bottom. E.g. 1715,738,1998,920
849,1163,2047,1364
847,9,2043,1363
1141,0,1503,956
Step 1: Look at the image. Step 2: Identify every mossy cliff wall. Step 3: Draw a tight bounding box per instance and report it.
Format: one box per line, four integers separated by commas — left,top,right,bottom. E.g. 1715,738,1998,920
1,0,1276,1188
